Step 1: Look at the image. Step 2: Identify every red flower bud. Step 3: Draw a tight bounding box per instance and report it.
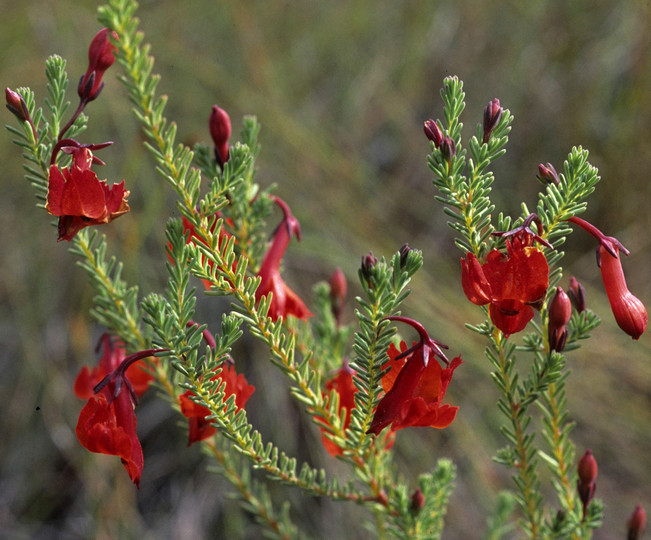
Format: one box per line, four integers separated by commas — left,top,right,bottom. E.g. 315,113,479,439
209,105,231,167
360,252,378,289
5,87,30,123
328,267,347,325
537,162,560,186
482,98,502,144
548,287,572,352
568,276,586,313
423,119,443,148
440,136,456,164
627,503,646,540
410,488,425,513
78,29,118,102
577,449,598,518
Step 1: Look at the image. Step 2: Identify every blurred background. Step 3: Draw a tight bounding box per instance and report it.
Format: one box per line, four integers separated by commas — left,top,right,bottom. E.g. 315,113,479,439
1,0,649,538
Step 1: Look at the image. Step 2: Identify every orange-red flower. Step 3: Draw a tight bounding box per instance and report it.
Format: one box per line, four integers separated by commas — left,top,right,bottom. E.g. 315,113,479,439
319,362,394,457
368,341,462,434
568,216,647,340
368,316,462,435
75,346,163,488
179,363,255,445
461,237,549,335
255,196,312,321
74,334,154,400
46,145,129,241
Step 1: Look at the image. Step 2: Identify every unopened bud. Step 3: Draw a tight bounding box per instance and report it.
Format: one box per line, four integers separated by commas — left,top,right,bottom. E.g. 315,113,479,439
209,105,231,167
482,98,502,144
360,252,378,289
548,287,572,352
328,268,347,325
423,119,443,148
537,162,560,186
5,88,30,123
440,136,456,164
577,449,598,518
627,503,646,540
398,244,412,269
568,276,586,313
410,488,425,514
78,28,118,102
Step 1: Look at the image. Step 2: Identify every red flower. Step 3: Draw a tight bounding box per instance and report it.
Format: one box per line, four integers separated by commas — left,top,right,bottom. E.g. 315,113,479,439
179,363,255,445
319,362,358,457
74,335,154,400
255,196,312,321
461,237,549,335
78,28,118,102
209,105,231,167
568,217,647,340
319,362,395,457
75,347,164,488
46,146,129,241
368,317,462,435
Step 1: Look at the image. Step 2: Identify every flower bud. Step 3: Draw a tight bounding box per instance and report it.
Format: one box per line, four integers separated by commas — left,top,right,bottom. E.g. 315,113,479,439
537,162,560,186
423,119,443,148
209,105,231,167
5,87,30,123
577,449,598,518
410,488,425,514
440,136,456,164
627,503,646,540
482,98,502,143
78,29,118,102
548,287,572,352
568,276,586,313
328,268,347,325
360,252,378,289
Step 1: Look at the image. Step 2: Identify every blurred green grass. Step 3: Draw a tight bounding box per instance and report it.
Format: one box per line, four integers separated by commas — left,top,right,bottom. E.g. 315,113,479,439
1,1,649,538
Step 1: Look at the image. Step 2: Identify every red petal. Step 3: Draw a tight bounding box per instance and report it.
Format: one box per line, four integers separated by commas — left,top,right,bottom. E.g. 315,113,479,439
60,168,107,219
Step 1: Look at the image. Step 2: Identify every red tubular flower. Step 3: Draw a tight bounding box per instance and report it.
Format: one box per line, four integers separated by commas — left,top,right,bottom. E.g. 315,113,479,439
255,196,312,321
75,348,165,488
74,334,154,400
461,237,549,335
45,146,129,241
78,28,118,102
577,449,598,519
627,503,646,540
568,216,647,340
209,105,231,167
367,317,462,435
319,361,358,457
179,363,255,445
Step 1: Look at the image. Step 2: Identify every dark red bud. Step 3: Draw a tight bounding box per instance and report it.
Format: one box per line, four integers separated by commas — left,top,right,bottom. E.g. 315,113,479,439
360,252,378,289
577,449,598,517
410,488,425,513
548,287,572,352
482,98,502,144
398,243,412,269
568,276,586,313
537,162,560,186
329,268,347,325
423,119,443,148
78,29,118,102
627,503,646,540
440,136,456,164
5,87,30,123
209,105,231,167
